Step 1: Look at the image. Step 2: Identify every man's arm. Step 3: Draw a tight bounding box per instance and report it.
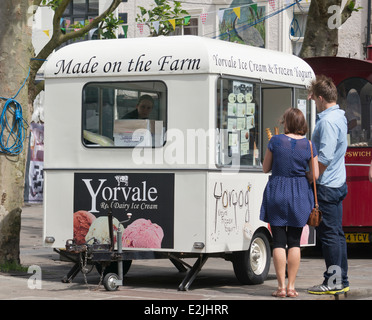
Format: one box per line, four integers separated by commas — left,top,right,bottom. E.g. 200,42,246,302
319,161,327,176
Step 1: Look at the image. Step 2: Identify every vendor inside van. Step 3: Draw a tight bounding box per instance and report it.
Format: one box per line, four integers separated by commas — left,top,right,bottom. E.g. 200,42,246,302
122,94,154,119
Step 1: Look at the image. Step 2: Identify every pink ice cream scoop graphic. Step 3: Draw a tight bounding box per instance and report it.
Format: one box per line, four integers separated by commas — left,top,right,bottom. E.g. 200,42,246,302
123,218,164,248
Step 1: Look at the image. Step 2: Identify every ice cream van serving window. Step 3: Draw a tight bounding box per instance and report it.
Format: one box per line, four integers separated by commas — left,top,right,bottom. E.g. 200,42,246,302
216,78,311,169
82,81,167,148
216,78,262,169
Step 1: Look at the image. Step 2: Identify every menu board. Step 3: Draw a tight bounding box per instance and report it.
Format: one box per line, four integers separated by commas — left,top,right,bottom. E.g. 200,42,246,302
226,81,255,156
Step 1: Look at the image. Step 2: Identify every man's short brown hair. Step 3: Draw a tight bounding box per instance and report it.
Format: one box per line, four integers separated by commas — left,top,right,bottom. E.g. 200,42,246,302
309,75,338,103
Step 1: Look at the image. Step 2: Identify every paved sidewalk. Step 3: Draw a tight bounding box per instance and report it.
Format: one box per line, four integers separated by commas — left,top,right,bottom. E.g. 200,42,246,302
0,204,371,300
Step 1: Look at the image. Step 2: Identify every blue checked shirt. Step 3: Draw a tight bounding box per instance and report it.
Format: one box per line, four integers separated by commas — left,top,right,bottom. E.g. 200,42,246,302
311,104,348,188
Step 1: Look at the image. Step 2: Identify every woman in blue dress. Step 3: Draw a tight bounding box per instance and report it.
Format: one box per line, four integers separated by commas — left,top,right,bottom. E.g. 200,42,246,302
260,108,319,298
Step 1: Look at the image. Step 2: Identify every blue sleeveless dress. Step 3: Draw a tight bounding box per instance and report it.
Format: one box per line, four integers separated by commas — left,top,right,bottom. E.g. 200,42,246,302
260,134,317,227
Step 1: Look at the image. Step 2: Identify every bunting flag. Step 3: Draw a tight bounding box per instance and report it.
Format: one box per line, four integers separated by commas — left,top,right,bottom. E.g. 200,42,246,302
152,21,160,34
200,13,208,24
137,23,144,34
217,9,225,23
168,19,176,30
58,1,295,38
269,0,276,10
251,3,258,16
122,25,128,38
233,7,241,19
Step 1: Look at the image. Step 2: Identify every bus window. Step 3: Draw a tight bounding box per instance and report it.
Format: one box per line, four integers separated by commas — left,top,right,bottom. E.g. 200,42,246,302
216,78,261,168
82,81,167,147
337,77,372,146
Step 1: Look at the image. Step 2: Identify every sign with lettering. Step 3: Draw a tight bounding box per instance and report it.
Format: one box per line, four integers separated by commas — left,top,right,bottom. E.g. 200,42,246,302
45,37,314,85
73,173,174,249
211,54,313,82
52,54,202,76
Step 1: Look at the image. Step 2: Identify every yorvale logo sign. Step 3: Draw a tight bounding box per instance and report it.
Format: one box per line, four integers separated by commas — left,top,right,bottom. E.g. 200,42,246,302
81,177,159,213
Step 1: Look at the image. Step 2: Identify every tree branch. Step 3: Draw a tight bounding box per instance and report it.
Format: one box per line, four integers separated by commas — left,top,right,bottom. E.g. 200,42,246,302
33,0,43,7
29,0,122,102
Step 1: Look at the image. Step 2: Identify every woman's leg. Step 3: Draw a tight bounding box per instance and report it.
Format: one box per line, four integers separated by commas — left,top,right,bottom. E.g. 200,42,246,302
287,246,301,290
273,247,287,289
271,226,287,290
286,227,303,295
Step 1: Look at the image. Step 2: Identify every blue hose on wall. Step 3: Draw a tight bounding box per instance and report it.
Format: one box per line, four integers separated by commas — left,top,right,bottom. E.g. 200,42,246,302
0,67,29,155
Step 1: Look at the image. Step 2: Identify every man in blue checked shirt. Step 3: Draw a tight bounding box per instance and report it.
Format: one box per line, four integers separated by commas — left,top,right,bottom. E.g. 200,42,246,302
307,75,349,295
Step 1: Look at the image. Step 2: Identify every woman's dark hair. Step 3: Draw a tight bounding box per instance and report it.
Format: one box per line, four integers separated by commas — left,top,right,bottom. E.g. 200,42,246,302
281,107,308,135
137,94,154,106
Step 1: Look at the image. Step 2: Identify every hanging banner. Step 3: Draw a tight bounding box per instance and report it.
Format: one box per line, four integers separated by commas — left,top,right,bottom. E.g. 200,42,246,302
26,123,44,203
219,3,266,46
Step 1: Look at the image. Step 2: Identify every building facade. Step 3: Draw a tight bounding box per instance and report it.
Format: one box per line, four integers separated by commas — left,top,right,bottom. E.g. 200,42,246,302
32,0,370,58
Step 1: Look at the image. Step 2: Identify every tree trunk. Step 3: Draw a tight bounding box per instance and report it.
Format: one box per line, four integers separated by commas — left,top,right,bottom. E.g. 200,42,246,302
0,0,122,266
0,0,33,264
299,0,356,58
300,0,340,58
0,207,22,265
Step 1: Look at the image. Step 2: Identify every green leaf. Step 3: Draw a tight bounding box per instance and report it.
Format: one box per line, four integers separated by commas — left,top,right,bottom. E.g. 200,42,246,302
135,0,189,36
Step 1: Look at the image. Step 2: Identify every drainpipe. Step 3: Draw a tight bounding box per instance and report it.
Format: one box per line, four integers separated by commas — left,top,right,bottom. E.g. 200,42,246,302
366,0,372,60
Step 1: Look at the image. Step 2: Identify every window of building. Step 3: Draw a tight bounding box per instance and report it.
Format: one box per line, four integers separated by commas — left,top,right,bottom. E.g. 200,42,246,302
82,81,167,147
62,0,99,25
171,17,199,36
290,3,309,56
337,77,372,146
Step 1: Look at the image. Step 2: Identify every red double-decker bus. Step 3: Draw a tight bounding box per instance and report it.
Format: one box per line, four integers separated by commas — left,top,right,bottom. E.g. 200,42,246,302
305,56,372,245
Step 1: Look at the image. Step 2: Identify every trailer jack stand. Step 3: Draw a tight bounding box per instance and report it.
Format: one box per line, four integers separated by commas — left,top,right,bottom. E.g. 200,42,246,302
61,260,81,283
178,254,208,291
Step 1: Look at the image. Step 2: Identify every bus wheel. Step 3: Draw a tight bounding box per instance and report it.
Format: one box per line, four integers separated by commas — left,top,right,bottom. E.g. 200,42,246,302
232,231,271,285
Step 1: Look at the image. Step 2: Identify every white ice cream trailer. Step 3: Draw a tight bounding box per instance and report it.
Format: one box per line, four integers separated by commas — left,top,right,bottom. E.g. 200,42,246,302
43,35,315,291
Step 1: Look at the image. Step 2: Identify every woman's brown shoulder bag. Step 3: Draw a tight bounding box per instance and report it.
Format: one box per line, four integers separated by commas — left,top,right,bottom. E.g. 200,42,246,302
307,141,322,227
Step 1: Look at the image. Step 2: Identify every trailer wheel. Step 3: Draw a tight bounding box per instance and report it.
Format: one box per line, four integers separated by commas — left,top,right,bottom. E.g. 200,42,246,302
103,273,119,291
232,231,271,285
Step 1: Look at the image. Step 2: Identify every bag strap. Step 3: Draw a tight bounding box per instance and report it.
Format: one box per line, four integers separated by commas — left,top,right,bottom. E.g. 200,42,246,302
309,140,318,208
